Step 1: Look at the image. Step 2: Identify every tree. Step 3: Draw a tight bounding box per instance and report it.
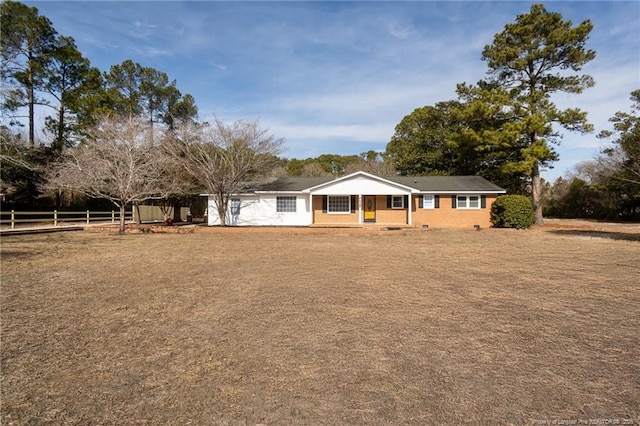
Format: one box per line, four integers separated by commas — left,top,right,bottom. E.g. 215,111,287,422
101,60,197,128
344,150,396,176
43,115,175,233
165,93,198,130
41,36,101,150
285,158,330,177
0,126,63,209
0,126,31,169
598,89,640,187
385,95,530,192
1,0,57,145
166,118,283,226
299,161,332,177
479,3,596,224
386,102,460,176
314,154,361,176
454,82,532,194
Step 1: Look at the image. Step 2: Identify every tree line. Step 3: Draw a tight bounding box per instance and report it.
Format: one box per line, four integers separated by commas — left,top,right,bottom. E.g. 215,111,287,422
2,1,638,226
542,90,640,220
1,0,197,148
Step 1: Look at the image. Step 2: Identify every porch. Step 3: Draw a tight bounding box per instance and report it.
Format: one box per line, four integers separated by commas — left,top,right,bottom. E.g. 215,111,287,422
311,194,411,226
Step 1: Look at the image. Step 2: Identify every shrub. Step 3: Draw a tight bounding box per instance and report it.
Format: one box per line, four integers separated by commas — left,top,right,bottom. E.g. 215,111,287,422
491,195,535,229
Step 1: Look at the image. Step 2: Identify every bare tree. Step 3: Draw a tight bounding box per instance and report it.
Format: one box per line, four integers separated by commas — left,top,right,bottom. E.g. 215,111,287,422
300,162,331,177
0,126,32,170
43,115,176,233
344,150,396,176
166,118,283,226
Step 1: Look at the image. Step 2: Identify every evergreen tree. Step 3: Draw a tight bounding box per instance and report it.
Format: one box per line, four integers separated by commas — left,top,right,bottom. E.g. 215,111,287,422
1,0,57,145
478,3,596,224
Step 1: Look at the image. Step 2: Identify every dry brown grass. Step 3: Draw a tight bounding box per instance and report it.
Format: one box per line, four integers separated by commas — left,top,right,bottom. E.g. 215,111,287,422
1,222,639,425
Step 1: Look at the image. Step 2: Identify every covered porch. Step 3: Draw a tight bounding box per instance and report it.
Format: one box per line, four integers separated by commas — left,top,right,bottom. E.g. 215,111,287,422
310,194,413,226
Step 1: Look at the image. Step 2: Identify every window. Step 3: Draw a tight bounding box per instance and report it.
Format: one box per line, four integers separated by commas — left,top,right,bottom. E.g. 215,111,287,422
230,198,241,215
328,195,350,213
391,195,404,209
423,195,434,209
276,196,296,213
456,195,481,209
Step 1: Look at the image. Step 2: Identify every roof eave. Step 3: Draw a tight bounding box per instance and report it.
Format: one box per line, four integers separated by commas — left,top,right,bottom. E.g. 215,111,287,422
417,190,507,194
305,170,418,192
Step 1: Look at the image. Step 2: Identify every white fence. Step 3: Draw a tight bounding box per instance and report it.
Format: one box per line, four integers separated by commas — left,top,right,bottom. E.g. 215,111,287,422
0,210,134,230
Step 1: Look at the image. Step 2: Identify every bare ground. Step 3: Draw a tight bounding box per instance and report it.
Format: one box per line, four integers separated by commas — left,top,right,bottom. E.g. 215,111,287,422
1,221,639,425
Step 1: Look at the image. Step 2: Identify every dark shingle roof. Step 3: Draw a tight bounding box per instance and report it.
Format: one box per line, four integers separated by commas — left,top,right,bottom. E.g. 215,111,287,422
254,173,504,193
255,177,333,192
386,175,505,192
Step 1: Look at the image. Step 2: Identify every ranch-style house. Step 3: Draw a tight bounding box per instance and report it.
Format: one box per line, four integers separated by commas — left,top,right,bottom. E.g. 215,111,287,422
203,171,506,228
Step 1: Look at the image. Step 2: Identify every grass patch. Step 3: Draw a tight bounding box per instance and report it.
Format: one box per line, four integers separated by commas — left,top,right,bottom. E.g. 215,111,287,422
1,224,639,424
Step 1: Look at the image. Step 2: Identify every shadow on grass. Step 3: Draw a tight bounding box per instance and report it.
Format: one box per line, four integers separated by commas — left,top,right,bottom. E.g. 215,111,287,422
547,229,640,242
0,250,42,259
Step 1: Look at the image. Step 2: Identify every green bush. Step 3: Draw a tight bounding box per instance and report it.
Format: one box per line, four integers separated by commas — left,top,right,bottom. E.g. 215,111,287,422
491,195,535,229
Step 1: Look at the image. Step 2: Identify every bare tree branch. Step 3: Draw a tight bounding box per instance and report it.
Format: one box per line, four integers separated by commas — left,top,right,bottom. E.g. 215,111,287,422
166,118,282,226
43,115,178,233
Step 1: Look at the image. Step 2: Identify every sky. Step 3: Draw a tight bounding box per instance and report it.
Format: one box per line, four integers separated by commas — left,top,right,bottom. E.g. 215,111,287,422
23,0,640,181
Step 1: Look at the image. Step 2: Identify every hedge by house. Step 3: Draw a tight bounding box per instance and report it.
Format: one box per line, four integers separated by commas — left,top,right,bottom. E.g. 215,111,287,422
491,195,535,229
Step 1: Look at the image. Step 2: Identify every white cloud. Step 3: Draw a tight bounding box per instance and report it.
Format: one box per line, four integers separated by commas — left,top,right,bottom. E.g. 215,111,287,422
268,122,392,144
134,21,157,30
210,63,227,72
385,20,414,40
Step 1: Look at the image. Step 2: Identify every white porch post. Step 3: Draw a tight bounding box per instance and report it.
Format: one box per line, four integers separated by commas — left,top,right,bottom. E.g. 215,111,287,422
309,193,313,225
408,192,413,226
358,194,362,224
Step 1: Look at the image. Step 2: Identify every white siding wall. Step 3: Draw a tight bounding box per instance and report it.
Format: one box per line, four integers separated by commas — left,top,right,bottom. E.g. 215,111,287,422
207,194,310,226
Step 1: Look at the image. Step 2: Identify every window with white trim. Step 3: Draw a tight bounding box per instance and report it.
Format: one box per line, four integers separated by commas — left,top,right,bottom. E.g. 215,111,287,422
328,195,350,213
230,198,241,215
391,195,404,209
276,196,297,213
456,195,480,209
423,194,434,209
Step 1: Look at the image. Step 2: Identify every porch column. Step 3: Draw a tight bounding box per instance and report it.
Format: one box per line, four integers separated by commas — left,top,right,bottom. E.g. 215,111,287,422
309,193,313,225
358,194,362,224
407,192,413,226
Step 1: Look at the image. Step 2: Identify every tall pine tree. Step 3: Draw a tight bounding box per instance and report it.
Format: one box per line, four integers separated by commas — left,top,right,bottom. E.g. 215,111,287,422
478,3,596,224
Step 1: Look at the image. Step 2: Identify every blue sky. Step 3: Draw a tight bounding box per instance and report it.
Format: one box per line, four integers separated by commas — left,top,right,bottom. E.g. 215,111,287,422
24,1,640,181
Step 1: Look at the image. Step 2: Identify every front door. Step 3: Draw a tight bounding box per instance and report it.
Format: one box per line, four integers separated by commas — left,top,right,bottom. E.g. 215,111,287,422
363,195,376,222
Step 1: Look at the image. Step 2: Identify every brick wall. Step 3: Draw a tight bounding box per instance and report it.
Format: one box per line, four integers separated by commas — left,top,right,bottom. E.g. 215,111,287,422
312,196,359,224
411,194,498,229
311,194,498,228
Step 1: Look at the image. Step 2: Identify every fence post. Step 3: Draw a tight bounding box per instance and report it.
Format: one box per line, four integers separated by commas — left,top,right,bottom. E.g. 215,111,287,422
11,210,15,229
111,210,115,223
54,210,58,227
86,210,90,225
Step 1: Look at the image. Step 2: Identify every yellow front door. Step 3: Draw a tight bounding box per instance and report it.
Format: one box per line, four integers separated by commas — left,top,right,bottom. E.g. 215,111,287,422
364,195,376,222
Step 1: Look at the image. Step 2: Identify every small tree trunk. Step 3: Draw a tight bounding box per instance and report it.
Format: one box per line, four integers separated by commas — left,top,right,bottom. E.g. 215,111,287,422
216,195,227,226
28,67,35,147
134,203,142,225
55,105,65,151
531,161,544,225
172,200,182,222
119,204,126,234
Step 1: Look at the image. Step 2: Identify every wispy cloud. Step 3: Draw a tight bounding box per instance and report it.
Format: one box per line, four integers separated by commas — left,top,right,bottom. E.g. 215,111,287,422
134,21,157,30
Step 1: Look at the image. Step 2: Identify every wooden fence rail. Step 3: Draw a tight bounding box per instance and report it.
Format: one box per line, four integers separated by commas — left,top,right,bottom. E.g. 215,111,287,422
0,210,134,230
